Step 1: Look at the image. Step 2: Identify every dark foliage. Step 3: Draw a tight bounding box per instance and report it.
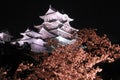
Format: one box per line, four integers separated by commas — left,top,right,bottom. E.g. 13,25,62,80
0,42,35,79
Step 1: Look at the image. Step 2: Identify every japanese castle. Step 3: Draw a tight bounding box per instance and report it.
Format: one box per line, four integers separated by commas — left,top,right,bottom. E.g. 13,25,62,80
11,5,79,53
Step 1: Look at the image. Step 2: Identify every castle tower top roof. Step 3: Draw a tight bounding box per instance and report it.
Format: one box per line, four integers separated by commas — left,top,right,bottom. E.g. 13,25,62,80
40,6,73,22
45,5,56,15
40,12,74,22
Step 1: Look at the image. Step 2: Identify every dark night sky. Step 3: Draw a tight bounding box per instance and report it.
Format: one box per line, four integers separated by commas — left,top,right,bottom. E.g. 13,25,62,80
4,0,120,44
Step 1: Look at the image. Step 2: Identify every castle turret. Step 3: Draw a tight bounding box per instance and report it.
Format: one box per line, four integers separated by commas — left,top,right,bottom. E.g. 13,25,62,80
36,5,78,45
12,28,47,53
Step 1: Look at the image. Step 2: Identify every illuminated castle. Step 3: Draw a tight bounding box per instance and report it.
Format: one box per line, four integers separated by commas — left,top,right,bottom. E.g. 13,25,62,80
35,5,78,45
12,5,78,53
